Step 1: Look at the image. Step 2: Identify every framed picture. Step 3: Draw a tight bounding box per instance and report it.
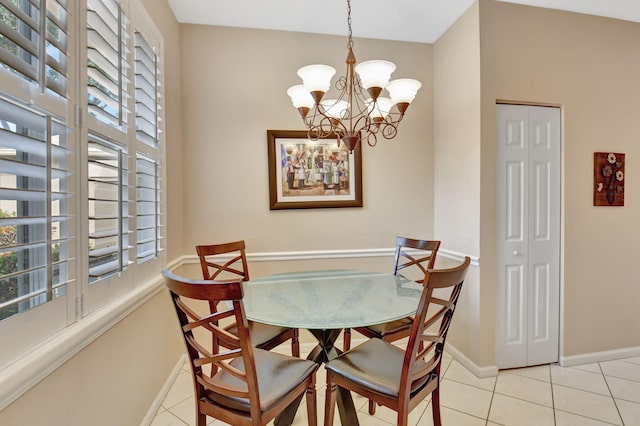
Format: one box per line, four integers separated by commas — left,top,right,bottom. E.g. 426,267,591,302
593,152,625,206
267,129,363,210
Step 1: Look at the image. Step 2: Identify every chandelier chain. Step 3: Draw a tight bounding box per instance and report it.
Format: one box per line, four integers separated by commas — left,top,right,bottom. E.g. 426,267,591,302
347,0,353,49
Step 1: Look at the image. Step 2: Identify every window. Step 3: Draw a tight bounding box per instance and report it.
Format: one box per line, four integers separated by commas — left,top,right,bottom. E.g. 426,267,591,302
86,0,128,128
135,153,158,263
0,0,72,330
88,134,128,282
0,0,164,368
134,29,157,148
0,98,72,321
0,0,69,98
82,0,163,296
134,27,162,264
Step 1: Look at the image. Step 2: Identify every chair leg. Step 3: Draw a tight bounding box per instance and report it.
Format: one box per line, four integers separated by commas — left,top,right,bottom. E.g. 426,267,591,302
432,386,442,426
343,328,351,351
196,411,206,426
324,373,337,426
306,383,317,426
398,411,409,426
368,399,376,415
292,328,300,357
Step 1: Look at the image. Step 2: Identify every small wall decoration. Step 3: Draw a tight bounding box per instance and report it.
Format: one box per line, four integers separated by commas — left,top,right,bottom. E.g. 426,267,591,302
594,152,625,206
267,130,362,210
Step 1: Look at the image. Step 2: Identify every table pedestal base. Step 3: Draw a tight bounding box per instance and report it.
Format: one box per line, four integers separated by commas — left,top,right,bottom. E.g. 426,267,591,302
274,328,359,426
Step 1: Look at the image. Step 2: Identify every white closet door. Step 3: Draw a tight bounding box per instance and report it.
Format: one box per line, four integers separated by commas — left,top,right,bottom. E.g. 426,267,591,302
497,104,561,369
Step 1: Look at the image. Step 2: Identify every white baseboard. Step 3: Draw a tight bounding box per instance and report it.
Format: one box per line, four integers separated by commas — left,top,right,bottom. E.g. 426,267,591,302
140,354,187,426
560,346,640,367
446,343,498,378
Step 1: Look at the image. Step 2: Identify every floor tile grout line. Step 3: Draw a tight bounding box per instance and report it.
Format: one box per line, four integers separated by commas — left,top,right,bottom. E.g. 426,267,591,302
161,408,190,426
553,408,621,426
603,372,640,383
549,363,556,426
599,361,626,426
443,376,496,393
484,368,498,426
551,381,620,398
501,370,552,384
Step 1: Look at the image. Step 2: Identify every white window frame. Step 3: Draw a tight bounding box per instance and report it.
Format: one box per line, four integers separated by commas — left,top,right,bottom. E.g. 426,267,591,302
78,0,165,315
0,0,166,409
0,0,77,365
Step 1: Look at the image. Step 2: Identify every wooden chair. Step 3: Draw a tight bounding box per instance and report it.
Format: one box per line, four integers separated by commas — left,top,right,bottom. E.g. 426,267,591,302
163,270,318,426
196,241,300,357
343,237,441,351
325,257,470,426
343,237,440,414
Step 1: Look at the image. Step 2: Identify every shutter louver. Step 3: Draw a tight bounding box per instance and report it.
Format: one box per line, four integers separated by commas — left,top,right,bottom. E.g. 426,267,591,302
135,153,158,263
134,30,157,147
0,0,69,98
86,0,129,129
0,97,72,321
87,133,128,282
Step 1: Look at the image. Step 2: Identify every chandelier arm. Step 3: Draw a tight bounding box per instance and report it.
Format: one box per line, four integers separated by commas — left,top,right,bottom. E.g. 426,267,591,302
379,121,399,140
366,131,378,147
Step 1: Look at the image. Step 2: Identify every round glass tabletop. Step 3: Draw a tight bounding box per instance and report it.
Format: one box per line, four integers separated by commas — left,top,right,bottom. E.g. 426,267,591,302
242,270,423,330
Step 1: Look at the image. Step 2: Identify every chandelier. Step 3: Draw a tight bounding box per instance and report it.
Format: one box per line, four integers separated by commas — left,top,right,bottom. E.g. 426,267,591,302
287,0,422,152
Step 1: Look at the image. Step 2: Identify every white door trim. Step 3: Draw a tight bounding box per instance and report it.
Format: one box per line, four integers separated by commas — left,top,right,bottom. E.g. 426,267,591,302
496,102,564,369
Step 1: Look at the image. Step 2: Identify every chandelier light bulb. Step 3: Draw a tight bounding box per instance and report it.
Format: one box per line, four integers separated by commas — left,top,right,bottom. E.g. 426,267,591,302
287,85,315,118
297,64,336,103
386,78,422,107
355,60,396,100
287,85,314,108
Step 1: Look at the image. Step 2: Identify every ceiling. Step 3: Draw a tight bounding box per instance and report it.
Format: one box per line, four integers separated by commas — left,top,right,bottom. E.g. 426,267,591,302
166,0,640,44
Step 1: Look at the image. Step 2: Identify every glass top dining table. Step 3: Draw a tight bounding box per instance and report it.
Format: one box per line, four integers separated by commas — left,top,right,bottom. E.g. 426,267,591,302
242,269,424,426
243,269,424,329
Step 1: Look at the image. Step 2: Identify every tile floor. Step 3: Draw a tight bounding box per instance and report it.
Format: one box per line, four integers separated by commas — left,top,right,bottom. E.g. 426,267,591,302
150,343,640,426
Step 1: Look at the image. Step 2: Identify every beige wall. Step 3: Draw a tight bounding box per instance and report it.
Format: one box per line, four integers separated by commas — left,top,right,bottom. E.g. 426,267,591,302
434,2,482,257
0,2,184,425
179,25,434,254
433,2,489,365
0,291,182,425
478,0,640,358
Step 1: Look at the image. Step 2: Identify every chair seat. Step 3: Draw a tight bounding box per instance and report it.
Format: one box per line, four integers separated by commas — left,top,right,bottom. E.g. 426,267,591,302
326,338,430,398
225,321,291,348
361,316,413,337
207,348,318,412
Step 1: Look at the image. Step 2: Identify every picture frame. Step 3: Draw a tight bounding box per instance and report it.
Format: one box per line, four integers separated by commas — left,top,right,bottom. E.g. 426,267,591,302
267,129,363,210
593,152,625,206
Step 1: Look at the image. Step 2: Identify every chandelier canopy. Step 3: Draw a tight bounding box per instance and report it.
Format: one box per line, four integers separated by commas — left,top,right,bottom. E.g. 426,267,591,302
287,0,422,152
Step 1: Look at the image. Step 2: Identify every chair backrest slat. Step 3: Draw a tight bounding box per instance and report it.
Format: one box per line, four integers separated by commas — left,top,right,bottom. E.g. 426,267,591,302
400,257,470,400
392,237,441,284
197,240,250,281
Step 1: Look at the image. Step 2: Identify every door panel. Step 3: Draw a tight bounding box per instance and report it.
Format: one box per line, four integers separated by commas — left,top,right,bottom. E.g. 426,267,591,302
532,264,550,342
533,162,550,240
497,104,560,369
505,265,525,344
506,161,525,241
